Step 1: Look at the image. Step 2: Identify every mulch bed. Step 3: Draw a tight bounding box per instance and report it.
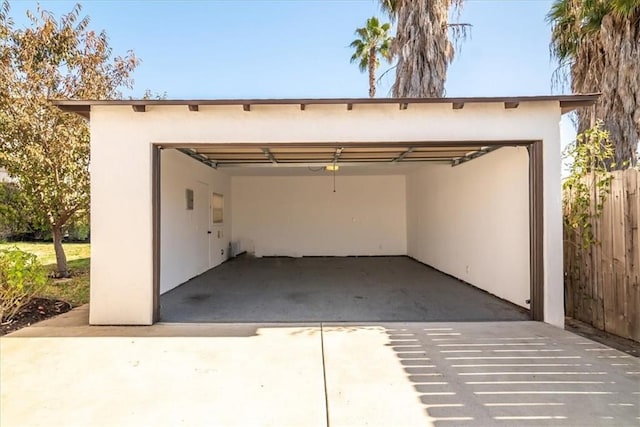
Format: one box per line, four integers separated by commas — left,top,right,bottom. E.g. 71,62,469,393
1,298,72,336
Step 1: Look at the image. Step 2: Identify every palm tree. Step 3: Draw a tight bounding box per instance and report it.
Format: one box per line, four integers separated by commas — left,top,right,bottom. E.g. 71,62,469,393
548,0,639,168
350,17,393,98
380,0,469,97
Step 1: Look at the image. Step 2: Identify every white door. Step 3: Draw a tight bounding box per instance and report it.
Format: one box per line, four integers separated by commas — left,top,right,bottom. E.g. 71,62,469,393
194,181,210,273
209,192,226,268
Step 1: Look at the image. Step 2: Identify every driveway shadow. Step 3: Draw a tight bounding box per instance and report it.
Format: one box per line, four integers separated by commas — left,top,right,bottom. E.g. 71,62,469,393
384,322,640,426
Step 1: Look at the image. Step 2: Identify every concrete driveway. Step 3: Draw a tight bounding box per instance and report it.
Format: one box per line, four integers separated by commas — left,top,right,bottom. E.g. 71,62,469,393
2,307,639,426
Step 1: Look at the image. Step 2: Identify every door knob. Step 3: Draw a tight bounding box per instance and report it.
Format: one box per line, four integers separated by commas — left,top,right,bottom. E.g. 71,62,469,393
207,231,212,234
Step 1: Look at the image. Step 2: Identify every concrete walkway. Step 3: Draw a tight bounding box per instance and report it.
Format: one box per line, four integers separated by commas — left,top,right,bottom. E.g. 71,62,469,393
2,307,639,426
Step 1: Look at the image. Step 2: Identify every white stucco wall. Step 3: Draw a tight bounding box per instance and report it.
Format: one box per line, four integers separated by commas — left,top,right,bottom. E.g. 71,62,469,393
231,175,406,257
89,101,564,326
406,147,531,308
160,149,231,294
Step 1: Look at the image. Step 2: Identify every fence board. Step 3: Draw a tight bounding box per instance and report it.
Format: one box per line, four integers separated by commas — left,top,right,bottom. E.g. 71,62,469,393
564,221,575,316
564,169,639,342
620,171,634,339
587,173,602,327
599,176,613,331
628,171,640,340
610,175,627,337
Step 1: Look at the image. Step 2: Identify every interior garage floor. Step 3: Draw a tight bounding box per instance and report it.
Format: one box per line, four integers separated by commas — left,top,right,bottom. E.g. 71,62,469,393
160,256,530,323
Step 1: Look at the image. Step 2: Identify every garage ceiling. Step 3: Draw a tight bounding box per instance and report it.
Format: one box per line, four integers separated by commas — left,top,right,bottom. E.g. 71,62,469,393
178,144,504,169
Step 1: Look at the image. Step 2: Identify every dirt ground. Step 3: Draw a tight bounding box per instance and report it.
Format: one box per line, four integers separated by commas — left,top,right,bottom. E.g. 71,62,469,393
565,316,639,357
1,298,72,336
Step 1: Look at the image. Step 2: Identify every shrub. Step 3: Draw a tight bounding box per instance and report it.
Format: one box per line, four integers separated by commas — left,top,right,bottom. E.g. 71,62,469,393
0,182,45,241
66,219,90,242
0,248,48,323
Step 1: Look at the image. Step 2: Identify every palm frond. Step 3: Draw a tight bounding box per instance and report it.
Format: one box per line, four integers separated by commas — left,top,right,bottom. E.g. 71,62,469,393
610,0,640,18
358,57,368,73
547,0,640,167
349,16,394,96
548,0,581,61
380,0,397,20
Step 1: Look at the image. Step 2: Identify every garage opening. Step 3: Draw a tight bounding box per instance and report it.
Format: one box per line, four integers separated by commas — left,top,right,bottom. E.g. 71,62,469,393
154,141,542,323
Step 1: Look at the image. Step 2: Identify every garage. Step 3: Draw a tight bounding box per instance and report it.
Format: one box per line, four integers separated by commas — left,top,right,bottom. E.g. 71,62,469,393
158,143,532,323
54,95,597,326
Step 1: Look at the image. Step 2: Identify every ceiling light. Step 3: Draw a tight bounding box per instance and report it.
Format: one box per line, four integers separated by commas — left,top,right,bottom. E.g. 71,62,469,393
326,164,339,172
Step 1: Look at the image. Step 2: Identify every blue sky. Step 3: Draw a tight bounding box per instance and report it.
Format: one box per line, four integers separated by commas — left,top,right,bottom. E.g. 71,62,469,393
10,0,566,98
9,0,576,142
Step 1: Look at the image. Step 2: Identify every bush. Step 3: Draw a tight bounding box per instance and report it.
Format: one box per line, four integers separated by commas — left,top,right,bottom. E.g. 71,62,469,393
0,248,48,323
0,183,41,240
66,220,90,242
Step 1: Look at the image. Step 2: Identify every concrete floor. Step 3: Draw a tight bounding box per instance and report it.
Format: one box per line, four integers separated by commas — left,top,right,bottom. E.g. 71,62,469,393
160,256,530,323
3,309,639,426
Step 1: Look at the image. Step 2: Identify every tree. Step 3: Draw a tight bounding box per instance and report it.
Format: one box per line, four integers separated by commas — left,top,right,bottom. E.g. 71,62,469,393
548,0,640,168
350,17,393,98
0,2,139,276
380,0,469,97
0,182,42,240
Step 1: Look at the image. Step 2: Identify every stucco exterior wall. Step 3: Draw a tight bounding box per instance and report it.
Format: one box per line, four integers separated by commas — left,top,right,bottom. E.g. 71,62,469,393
406,147,531,308
89,101,563,326
231,175,406,257
160,149,231,294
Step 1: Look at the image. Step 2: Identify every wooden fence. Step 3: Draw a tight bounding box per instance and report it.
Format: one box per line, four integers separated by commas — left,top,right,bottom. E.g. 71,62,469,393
564,169,640,342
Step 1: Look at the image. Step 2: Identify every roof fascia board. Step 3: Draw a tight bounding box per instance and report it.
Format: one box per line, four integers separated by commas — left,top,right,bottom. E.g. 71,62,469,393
52,94,599,119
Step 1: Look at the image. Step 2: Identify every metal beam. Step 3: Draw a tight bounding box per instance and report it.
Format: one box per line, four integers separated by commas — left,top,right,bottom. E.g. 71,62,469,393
451,146,501,167
158,140,535,149
262,148,277,164
333,148,343,163
177,148,217,169
216,160,450,168
392,147,414,163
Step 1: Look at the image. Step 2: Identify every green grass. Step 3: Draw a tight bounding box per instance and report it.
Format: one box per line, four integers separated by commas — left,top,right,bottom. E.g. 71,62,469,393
0,242,90,306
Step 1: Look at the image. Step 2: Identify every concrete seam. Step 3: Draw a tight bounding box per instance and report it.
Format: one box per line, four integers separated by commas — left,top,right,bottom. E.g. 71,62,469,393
320,322,330,427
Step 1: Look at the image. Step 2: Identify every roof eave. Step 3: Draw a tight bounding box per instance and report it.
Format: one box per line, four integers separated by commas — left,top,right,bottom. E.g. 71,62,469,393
52,94,600,119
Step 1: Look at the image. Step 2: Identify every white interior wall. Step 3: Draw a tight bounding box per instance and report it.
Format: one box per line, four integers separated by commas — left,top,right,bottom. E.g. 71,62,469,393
406,147,531,308
160,149,231,294
231,175,407,257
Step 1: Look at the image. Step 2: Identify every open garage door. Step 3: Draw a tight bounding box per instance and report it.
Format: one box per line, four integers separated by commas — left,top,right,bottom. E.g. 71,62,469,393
152,140,543,323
